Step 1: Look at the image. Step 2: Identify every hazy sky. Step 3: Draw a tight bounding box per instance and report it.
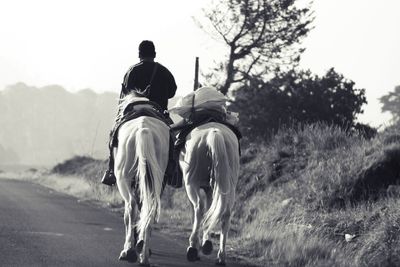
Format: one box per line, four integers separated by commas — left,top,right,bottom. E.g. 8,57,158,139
0,0,399,127
300,0,400,127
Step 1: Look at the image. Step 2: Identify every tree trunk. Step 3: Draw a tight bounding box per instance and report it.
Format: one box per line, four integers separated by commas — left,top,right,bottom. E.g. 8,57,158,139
220,47,236,95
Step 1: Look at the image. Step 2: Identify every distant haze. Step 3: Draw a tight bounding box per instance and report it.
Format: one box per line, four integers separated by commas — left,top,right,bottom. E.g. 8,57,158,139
0,83,116,166
0,83,181,167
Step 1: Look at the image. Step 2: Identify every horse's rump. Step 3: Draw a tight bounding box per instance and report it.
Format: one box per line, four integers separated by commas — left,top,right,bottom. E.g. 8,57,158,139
181,122,239,187
115,116,170,184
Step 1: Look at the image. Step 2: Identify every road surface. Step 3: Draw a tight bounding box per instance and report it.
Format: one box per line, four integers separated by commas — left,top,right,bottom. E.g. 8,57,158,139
0,178,250,267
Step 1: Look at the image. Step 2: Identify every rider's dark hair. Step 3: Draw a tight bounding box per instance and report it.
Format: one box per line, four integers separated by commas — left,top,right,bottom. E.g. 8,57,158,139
139,40,156,58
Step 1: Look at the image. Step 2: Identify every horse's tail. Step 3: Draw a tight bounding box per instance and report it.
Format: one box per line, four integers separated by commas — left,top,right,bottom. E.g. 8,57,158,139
202,129,233,233
134,128,163,235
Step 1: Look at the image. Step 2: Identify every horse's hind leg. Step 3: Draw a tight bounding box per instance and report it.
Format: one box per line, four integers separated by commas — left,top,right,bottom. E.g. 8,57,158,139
201,186,213,255
216,208,231,266
137,225,151,266
185,184,201,262
123,206,129,248
119,199,138,263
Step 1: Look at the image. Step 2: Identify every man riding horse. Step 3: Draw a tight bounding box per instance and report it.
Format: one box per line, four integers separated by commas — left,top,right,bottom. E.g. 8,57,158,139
102,40,177,186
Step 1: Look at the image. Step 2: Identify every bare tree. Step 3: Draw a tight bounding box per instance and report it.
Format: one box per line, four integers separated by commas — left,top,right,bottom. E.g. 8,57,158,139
197,0,314,95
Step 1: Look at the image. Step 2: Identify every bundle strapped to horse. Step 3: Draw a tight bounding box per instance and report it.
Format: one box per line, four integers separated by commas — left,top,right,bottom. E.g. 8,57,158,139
170,86,242,154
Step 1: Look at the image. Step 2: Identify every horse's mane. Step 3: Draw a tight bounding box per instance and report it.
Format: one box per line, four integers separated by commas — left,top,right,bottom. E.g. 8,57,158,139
118,92,149,113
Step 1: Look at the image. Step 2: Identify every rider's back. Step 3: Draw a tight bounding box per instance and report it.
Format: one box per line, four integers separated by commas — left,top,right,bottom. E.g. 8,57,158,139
123,61,176,110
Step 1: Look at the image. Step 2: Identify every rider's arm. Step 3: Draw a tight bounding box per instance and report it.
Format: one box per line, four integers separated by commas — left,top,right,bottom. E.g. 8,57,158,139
165,68,177,98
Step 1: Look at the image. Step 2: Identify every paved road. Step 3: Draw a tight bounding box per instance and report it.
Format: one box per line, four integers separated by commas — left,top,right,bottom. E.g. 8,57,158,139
0,178,249,267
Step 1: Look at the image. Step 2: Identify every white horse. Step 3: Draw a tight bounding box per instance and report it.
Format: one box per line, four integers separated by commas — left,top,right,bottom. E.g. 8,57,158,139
114,94,170,266
179,122,240,265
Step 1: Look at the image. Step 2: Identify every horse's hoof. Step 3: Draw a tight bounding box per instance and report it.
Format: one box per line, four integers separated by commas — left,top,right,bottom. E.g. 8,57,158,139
136,240,144,253
186,246,200,262
118,249,137,263
139,263,150,267
118,251,126,261
215,259,226,266
201,240,213,255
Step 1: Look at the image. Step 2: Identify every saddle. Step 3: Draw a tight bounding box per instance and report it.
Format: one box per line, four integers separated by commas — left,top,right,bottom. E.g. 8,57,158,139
172,109,242,155
110,100,172,148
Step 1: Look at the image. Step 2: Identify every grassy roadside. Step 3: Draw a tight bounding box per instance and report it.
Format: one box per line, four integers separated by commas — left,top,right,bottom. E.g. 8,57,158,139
0,162,123,212
2,122,400,266
229,123,400,267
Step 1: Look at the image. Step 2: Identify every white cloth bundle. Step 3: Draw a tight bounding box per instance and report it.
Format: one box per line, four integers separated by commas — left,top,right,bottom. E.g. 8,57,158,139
169,86,239,125
169,86,226,117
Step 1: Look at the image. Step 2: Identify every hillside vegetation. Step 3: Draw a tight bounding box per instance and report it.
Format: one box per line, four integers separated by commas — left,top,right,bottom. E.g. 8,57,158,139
50,123,400,267
231,123,400,267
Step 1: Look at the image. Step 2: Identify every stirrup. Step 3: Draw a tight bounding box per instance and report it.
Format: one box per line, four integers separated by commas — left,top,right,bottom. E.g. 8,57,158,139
101,170,116,186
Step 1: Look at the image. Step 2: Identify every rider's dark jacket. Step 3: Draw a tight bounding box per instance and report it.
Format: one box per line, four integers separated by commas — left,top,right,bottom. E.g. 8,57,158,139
121,61,177,110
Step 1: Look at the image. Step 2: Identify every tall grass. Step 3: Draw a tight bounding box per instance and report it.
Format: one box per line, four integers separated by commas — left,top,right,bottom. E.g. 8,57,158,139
49,156,123,209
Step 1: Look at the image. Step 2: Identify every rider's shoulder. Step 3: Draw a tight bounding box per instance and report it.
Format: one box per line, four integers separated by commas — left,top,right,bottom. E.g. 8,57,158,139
154,62,164,68
124,62,141,73
131,61,144,69
155,62,172,73
124,62,145,76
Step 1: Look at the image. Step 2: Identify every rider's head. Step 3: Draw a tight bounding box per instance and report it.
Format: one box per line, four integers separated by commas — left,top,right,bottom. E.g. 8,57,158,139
139,40,156,60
